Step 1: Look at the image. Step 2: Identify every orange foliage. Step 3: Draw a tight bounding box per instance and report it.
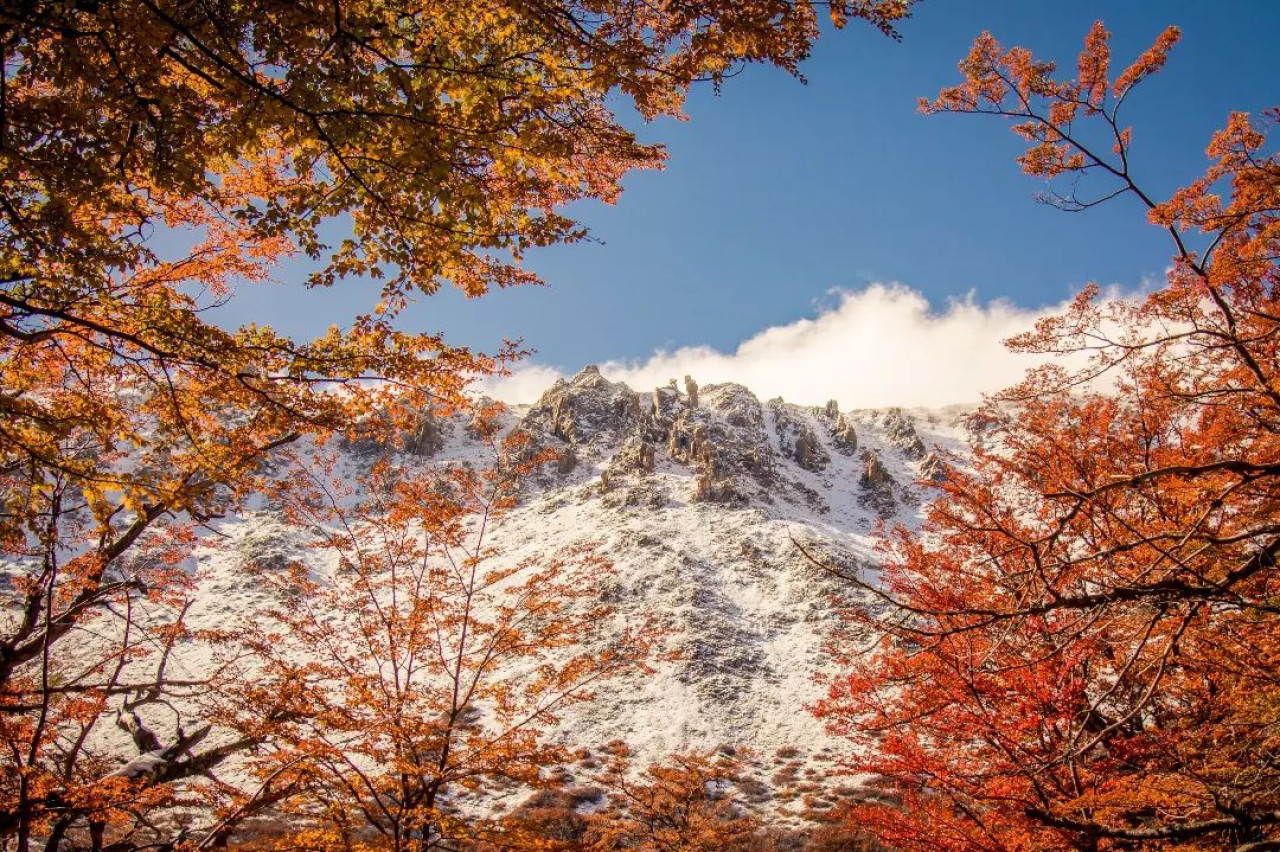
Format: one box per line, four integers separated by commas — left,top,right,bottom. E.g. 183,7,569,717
1,1,914,848
584,750,761,852
218,430,654,851
820,22,1280,852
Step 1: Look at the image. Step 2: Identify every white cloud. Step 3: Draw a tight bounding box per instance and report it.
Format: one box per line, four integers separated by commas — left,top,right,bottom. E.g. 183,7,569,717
477,363,567,407
478,283,1106,408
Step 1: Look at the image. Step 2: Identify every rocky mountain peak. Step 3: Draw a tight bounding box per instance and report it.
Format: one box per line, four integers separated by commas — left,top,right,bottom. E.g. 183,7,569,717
142,370,975,829
499,372,964,526
523,365,642,446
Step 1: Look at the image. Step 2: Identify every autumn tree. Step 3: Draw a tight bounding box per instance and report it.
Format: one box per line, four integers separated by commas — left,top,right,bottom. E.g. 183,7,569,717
581,748,764,852
216,428,654,851
0,1,913,848
815,22,1280,852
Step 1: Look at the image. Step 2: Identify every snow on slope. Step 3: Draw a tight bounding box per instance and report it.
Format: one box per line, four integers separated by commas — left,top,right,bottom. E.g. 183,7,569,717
327,378,947,706
64,366,975,820
474,370,971,766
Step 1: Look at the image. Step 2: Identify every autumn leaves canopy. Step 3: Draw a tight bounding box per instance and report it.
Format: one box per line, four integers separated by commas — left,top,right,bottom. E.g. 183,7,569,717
0,1,913,850
818,23,1280,852
1,2,1278,851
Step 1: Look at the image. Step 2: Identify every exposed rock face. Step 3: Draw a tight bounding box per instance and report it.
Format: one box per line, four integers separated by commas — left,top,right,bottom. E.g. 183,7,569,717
693,467,742,504
679,384,775,502
556,446,578,475
524,365,640,447
670,417,741,504
340,405,448,458
703,383,764,431
551,397,577,443
651,383,679,421
510,369,954,518
860,450,893,488
600,434,662,507
769,399,830,473
405,408,446,456
666,412,708,467
337,368,942,527
831,414,858,455
605,435,655,480
877,408,927,460
920,452,946,483
525,369,780,507
794,431,827,472
859,450,897,515
814,399,857,455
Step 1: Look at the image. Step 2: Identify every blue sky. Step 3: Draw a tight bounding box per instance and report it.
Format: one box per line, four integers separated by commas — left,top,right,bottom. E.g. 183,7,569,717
213,1,1278,402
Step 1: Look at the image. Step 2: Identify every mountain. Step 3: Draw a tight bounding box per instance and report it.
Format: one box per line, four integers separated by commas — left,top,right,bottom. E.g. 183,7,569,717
180,366,974,821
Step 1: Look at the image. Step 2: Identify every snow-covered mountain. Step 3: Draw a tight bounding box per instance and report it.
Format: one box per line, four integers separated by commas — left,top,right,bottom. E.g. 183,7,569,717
487,367,969,756
180,366,974,817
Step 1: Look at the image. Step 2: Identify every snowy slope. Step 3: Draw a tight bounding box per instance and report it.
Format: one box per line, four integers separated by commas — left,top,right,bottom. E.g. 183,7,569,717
62,367,974,822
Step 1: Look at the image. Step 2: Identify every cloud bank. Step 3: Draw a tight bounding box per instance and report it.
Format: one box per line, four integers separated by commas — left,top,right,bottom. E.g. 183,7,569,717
479,284,1091,408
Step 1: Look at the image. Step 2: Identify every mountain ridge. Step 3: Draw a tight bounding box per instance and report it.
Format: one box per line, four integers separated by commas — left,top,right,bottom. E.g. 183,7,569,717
70,366,979,824
321,368,974,797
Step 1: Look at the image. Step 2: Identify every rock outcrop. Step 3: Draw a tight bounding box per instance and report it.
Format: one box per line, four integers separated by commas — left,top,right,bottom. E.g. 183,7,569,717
919,452,946,483
340,405,448,458
524,366,641,447
832,414,858,455
769,399,830,473
877,408,927,460
693,466,742,504
604,435,655,482
335,368,949,526
405,408,446,456
859,450,897,515
518,369,788,507
556,446,578,475
658,383,775,502
860,450,893,488
814,399,857,455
